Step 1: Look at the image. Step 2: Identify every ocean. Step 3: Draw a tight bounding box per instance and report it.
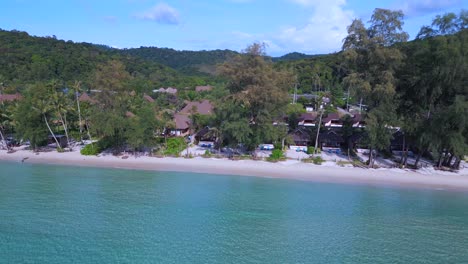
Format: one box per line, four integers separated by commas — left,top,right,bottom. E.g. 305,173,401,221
1,161,467,263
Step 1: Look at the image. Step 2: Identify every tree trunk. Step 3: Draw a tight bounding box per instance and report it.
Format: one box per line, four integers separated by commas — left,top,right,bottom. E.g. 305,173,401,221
314,110,323,155
0,128,7,150
453,156,461,170
368,147,373,168
75,91,83,143
58,112,70,150
400,135,406,164
445,153,454,167
414,151,423,169
85,120,93,143
442,152,452,167
44,114,61,149
437,151,444,168
402,145,409,167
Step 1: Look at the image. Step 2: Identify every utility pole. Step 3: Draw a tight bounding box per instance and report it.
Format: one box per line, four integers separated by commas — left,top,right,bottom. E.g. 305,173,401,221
359,98,363,113
293,76,298,104
346,86,350,112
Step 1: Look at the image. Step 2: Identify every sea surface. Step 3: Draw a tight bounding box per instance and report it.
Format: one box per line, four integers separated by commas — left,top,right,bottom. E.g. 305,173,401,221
1,161,468,263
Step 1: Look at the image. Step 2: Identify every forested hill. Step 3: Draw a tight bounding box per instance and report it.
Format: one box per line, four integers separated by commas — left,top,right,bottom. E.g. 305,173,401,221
272,52,317,62
117,47,239,76
118,47,318,74
0,29,213,90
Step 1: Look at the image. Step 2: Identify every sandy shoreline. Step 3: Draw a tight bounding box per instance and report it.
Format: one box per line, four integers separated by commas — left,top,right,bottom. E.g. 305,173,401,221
1,149,468,191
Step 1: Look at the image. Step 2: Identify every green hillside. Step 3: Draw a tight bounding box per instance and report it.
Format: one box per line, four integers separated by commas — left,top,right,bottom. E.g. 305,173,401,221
0,29,212,92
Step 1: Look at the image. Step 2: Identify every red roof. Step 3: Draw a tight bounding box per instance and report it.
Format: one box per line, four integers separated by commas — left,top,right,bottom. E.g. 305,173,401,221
78,93,97,104
195,85,213,92
0,93,22,102
126,111,136,118
143,94,155,103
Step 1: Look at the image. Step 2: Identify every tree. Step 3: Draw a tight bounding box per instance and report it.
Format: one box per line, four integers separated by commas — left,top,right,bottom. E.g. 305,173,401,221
125,103,157,154
14,86,49,150
89,60,133,149
32,84,62,149
217,43,293,149
398,13,468,168
342,8,408,167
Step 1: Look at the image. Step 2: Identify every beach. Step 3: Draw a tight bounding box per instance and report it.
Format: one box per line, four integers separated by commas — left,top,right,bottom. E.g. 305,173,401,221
1,147,468,191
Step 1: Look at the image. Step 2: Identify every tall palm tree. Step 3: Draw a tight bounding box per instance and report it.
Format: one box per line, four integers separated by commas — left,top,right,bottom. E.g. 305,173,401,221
52,89,73,149
73,81,84,142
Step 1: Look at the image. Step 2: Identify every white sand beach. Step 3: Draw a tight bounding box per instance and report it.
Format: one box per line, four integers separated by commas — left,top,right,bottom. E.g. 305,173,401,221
1,147,468,191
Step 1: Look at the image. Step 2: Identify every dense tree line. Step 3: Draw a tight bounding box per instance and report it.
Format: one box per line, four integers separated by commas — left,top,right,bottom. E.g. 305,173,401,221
0,29,212,93
0,9,466,170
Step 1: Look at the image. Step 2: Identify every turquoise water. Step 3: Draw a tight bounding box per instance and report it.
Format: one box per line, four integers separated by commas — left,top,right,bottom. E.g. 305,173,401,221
1,162,468,263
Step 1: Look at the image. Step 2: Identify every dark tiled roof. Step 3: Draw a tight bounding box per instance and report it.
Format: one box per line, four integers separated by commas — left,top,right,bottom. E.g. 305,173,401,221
322,113,341,123
352,113,363,122
299,112,317,121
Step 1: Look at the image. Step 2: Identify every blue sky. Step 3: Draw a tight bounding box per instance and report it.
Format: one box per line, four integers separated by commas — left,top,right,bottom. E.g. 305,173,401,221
1,0,466,56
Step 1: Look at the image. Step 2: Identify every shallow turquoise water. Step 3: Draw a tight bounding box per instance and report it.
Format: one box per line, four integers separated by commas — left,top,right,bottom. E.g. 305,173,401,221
1,161,468,263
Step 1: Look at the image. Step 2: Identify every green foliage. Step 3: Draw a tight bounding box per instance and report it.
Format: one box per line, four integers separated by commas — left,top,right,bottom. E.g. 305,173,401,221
267,149,285,162
215,43,293,150
125,103,158,151
164,137,187,156
80,143,101,155
202,149,212,158
307,146,321,154
0,29,210,89
120,47,238,76
303,156,324,165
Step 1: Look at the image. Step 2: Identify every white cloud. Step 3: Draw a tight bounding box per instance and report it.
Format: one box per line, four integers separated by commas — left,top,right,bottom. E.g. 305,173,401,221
135,3,180,25
273,0,354,54
226,0,353,55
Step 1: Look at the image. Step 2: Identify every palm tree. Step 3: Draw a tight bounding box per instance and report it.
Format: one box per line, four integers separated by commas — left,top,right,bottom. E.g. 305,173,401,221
0,103,9,150
33,96,61,150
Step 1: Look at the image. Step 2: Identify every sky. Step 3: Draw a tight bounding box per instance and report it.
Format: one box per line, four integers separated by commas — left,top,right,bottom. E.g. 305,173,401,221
1,0,467,56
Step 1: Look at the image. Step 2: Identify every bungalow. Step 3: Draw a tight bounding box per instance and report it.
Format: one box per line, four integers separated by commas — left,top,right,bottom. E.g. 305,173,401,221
289,127,312,146
319,129,344,148
153,87,178,94
173,114,191,136
171,100,214,136
390,130,405,151
48,135,68,148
